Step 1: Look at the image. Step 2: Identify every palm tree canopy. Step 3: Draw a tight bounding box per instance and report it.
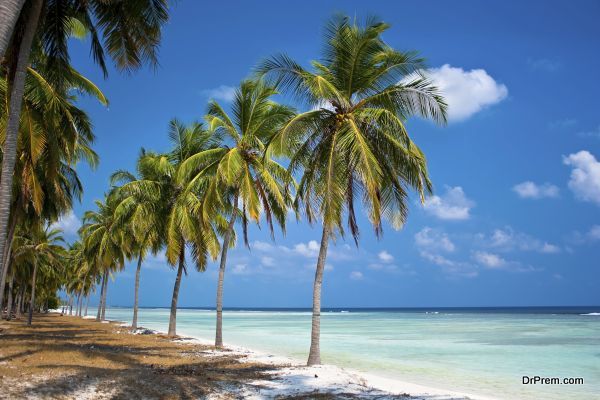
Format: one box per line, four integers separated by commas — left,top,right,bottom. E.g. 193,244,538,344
39,0,169,80
0,53,104,220
111,120,222,271
12,223,67,284
257,15,447,242
178,79,295,244
80,193,130,276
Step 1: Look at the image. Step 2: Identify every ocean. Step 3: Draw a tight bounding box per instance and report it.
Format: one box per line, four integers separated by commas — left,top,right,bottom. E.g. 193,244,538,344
101,306,600,399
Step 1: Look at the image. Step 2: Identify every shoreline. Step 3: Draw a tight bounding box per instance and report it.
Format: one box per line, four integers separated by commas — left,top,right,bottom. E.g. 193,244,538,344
72,310,496,400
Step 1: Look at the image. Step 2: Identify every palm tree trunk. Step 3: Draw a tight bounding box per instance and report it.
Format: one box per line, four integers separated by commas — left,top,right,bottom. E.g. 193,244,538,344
96,271,107,321
78,293,84,316
15,287,22,318
0,0,42,280
27,262,37,325
68,294,73,315
6,272,14,320
101,273,109,321
0,213,18,311
0,0,26,59
307,224,331,366
84,294,89,316
132,253,143,329
215,204,238,348
167,246,185,337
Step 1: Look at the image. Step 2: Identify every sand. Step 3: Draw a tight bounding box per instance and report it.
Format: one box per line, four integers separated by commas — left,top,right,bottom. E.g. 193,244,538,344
0,313,484,399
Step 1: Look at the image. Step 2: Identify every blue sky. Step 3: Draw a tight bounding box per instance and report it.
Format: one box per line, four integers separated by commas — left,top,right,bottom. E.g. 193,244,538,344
56,0,600,307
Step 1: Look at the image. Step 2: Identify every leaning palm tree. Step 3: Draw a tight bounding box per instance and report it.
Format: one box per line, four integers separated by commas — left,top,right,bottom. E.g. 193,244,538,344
12,223,65,325
0,55,104,308
258,16,447,365
110,163,164,330
0,0,169,285
118,121,221,336
178,79,294,347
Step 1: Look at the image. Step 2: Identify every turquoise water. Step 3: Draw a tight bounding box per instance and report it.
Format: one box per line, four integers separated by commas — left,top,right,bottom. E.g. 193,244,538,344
103,307,600,400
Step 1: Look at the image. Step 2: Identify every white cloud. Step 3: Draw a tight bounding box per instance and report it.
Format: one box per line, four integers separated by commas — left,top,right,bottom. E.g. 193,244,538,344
252,240,275,251
419,251,478,278
419,251,456,267
231,264,249,275
50,211,81,236
512,181,559,199
563,150,600,205
488,227,560,254
540,243,560,254
261,256,276,267
414,227,455,252
472,251,537,273
571,225,600,245
378,250,394,263
423,64,508,122
423,186,475,220
294,240,321,257
349,271,364,280
231,238,349,280
472,251,507,268
201,85,236,102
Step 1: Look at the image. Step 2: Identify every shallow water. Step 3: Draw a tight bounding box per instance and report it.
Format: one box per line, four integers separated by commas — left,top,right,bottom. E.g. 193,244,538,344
103,307,600,400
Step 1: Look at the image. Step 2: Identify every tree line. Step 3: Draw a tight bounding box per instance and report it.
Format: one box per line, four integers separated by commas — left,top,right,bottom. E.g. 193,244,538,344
0,2,446,366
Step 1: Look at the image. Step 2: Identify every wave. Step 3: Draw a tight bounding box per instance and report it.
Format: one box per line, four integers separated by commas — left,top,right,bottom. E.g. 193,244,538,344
580,312,600,316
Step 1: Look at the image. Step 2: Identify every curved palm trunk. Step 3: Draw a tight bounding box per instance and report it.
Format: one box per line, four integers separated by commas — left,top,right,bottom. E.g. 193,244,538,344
0,0,42,277
167,247,185,337
96,271,107,321
27,261,38,325
307,225,331,366
215,207,238,348
0,0,26,59
132,253,143,329
0,214,18,311
84,295,89,316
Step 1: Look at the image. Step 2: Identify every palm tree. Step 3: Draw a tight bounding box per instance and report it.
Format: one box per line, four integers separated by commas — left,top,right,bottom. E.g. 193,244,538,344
12,223,65,325
110,164,164,330
258,16,447,365
117,121,221,336
80,193,130,321
178,79,294,347
0,0,26,59
0,0,169,286
0,57,104,310
65,241,100,318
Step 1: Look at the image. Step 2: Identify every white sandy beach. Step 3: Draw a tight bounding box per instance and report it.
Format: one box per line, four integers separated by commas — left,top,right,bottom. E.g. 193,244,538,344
95,311,495,400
